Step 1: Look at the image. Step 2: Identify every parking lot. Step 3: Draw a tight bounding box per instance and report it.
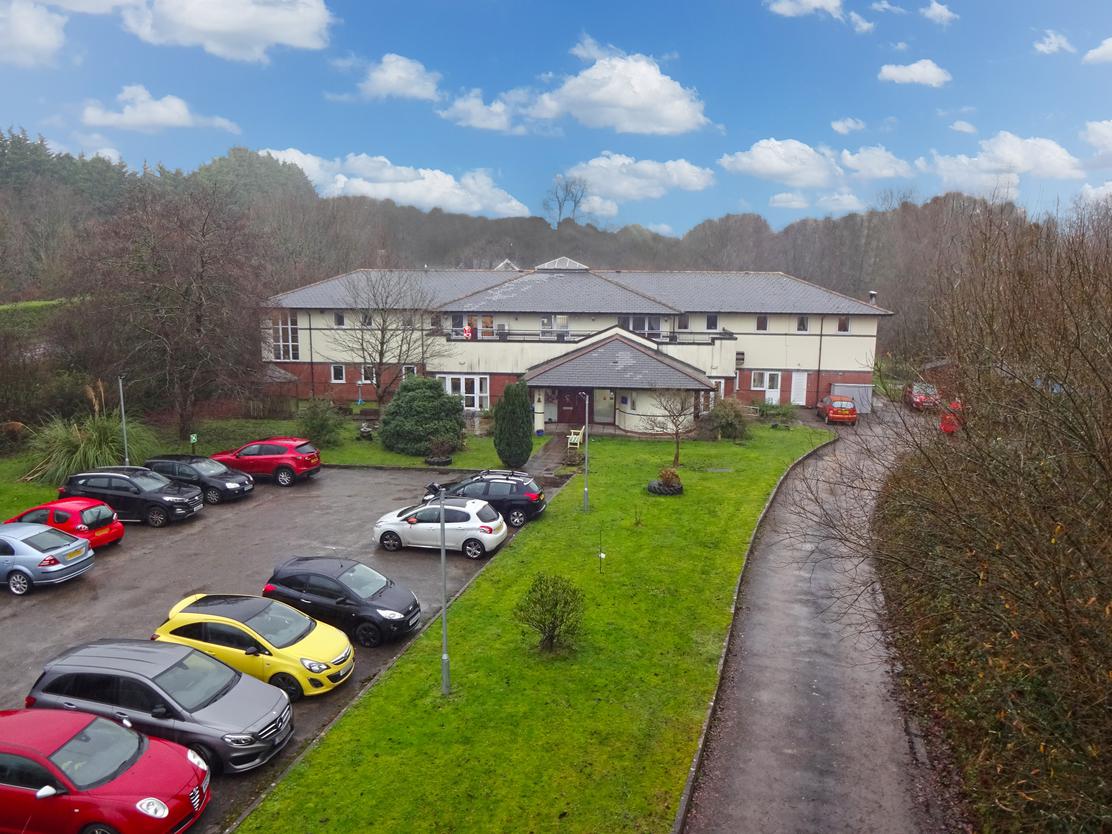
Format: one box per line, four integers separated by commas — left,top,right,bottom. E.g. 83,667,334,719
0,468,495,833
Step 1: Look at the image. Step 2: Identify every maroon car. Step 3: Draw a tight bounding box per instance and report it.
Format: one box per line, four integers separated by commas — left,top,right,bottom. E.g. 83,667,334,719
903,382,941,411
211,437,321,487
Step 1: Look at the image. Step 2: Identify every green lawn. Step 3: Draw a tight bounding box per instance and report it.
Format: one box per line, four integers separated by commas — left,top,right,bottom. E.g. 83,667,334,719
237,426,829,834
0,454,57,519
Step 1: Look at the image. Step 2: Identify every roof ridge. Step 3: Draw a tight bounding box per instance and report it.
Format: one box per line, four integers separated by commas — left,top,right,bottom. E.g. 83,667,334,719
523,330,713,389
435,268,537,308
589,270,680,313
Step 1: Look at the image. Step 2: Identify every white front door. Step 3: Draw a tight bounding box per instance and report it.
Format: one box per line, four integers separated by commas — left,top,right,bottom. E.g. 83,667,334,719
790,372,809,406
764,371,781,404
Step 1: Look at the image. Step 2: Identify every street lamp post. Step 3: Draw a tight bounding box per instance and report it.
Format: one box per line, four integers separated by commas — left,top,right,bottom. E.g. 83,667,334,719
356,379,364,406
117,374,130,466
577,391,590,512
439,487,451,695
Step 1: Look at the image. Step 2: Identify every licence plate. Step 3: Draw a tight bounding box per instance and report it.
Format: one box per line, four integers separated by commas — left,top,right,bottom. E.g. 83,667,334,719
495,523,504,533
244,484,253,491
64,548,83,561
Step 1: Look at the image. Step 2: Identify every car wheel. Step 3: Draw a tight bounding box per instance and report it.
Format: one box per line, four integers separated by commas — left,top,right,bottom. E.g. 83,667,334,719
269,672,304,702
6,571,31,596
508,509,527,528
203,487,222,505
354,621,383,648
146,505,169,527
462,538,486,560
188,743,221,775
82,825,121,834
380,531,402,552
275,467,295,487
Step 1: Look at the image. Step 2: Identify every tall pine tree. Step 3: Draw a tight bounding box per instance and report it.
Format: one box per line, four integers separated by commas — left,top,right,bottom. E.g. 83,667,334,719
493,381,533,469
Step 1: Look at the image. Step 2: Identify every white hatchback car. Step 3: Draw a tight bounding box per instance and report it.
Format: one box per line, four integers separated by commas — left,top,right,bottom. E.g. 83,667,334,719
373,498,507,559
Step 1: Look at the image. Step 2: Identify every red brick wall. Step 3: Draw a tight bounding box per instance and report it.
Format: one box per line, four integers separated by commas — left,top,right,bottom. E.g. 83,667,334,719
730,368,875,408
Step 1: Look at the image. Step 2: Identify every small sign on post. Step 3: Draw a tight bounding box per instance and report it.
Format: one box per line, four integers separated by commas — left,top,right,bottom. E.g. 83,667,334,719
189,433,197,453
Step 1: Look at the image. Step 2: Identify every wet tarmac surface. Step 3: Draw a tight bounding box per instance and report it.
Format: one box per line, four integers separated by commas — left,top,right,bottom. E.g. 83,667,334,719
0,468,491,833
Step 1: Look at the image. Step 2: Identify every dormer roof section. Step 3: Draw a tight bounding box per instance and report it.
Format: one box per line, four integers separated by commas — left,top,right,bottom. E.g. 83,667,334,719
535,256,589,271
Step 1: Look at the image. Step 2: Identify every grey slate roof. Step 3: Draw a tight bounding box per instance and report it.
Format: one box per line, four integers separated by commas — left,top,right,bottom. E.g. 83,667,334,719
448,270,676,314
524,334,715,390
270,269,513,310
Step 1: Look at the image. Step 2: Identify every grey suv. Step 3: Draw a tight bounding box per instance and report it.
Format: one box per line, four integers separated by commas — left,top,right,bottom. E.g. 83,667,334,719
26,639,293,774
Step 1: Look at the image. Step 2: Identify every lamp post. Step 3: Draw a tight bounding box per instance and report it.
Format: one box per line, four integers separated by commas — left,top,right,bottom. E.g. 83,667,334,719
439,487,451,695
117,374,130,466
577,391,590,512
356,379,364,406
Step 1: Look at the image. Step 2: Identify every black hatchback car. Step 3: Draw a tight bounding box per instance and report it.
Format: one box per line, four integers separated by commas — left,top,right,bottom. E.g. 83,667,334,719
59,466,203,527
144,454,254,504
424,469,547,527
262,557,421,648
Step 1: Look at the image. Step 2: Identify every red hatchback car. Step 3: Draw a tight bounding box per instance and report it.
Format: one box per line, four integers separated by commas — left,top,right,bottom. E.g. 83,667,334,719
0,708,211,834
210,437,321,487
817,396,859,426
5,498,125,547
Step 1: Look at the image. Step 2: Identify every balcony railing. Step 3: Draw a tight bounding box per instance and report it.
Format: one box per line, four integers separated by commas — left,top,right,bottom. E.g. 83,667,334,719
441,328,729,345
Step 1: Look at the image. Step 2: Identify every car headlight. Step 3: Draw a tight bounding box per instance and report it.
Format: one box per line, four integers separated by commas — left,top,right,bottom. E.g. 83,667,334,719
186,748,209,771
225,482,240,489
376,609,404,620
135,798,169,819
222,733,256,746
301,658,329,674
163,495,186,502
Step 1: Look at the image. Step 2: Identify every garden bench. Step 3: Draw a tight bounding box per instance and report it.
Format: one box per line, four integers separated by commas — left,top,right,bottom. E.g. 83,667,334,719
567,426,585,449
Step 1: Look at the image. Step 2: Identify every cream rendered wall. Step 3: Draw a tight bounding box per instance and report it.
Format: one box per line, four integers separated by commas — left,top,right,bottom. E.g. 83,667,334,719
720,314,879,372
614,388,697,433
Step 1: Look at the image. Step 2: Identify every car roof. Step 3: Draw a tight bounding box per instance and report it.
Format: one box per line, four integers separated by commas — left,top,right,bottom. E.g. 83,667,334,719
145,454,209,463
180,594,272,622
477,469,532,480
0,709,97,754
39,497,106,511
421,497,489,511
92,466,153,475
259,437,309,444
1,522,59,539
47,639,193,676
276,556,352,578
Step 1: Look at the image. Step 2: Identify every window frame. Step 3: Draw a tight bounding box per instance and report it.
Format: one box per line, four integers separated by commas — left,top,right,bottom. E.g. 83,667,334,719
330,364,345,384
359,365,376,384
706,313,719,330
333,312,345,328
271,312,299,362
796,315,810,333
677,314,689,330
837,316,850,333
756,314,768,331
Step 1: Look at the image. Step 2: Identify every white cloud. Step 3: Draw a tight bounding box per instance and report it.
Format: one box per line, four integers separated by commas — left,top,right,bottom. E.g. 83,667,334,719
0,0,66,67
1083,37,1112,64
568,33,622,61
831,116,865,134
891,40,908,51
926,131,1085,198
82,84,239,132
849,11,874,33
118,0,331,62
528,42,709,135
719,138,841,188
817,190,865,211
840,145,912,178
769,191,809,208
765,0,843,18
919,1,957,25
871,0,905,12
567,151,714,202
1033,29,1075,55
260,147,529,218
44,1,136,10
878,58,952,86
1080,181,1112,202
950,120,977,134
436,89,526,134
646,222,675,236
358,53,440,101
580,194,619,218
1081,120,1112,153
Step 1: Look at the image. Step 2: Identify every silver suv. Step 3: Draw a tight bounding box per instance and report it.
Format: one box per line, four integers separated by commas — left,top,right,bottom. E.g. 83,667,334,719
26,639,293,774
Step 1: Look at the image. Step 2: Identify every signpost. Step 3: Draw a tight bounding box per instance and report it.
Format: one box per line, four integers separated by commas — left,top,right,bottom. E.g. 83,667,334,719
439,488,451,695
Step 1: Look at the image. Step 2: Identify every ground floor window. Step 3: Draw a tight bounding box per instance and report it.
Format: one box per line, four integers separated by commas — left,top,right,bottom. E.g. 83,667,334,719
330,364,345,383
750,370,781,391
437,374,489,410
402,364,418,378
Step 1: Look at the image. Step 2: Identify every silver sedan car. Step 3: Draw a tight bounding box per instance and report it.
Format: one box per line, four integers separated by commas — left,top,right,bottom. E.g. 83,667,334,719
373,498,508,559
0,522,95,595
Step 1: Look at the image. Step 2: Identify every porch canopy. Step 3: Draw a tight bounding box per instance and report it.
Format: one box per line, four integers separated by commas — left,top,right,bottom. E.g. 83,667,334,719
523,333,715,391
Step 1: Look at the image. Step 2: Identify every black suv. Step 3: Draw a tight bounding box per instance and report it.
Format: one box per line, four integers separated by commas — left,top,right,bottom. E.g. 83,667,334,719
144,454,254,504
263,557,421,648
424,469,547,527
59,466,203,527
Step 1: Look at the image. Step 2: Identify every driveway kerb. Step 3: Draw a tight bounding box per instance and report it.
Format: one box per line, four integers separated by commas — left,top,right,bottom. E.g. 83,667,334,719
222,477,567,834
670,432,840,834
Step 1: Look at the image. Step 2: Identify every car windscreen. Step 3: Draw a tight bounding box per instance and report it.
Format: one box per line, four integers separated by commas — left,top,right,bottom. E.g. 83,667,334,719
154,650,240,712
244,600,314,648
50,716,142,790
338,563,389,599
476,504,499,523
80,505,115,529
23,528,79,552
131,472,171,491
913,383,937,395
193,459,229,476
832,401,855,409
295,443,318,455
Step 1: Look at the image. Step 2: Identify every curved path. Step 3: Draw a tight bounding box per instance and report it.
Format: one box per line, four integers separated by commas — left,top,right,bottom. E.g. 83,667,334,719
684,427,945,834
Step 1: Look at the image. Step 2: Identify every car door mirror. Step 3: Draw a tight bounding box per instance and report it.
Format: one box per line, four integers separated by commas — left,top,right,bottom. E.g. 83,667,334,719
129,486,140,494
337,596,355,606
35,785,59,800
244,646,260,656
121,717,133,729
150,703,169,719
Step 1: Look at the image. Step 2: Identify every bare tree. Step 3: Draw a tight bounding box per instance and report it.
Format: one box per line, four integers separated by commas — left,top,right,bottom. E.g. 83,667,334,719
645,389,696,466
542,175,589,228
329,271,451,405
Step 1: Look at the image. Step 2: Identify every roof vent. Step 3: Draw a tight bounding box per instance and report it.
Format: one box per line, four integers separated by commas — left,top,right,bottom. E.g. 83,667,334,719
494,258,519,271
867,290,878,305
535,256,589,271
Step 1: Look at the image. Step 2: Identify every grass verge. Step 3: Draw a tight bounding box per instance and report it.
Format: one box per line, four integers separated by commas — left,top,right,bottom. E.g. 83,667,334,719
237,426,828,834
0,454,57,518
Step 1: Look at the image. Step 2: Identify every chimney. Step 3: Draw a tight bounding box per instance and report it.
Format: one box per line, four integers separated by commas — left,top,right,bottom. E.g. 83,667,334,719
867,290,878,305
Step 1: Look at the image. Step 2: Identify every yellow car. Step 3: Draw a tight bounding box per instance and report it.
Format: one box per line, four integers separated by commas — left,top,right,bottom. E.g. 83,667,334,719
153,594,355,701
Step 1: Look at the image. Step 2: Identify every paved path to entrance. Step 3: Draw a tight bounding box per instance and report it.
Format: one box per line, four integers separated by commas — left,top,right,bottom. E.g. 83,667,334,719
684,430,944,834
525,433,567,479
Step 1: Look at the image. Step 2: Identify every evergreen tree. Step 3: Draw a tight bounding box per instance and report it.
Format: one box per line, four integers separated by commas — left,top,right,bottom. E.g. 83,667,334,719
380,375,465,456
493,381,533,469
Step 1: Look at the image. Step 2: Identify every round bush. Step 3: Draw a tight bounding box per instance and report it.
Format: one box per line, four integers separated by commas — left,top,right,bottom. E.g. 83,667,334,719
380,376,465,457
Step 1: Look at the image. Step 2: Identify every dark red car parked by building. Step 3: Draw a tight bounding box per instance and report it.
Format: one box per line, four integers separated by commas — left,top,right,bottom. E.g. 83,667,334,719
817,396,859,426
210,437,321,487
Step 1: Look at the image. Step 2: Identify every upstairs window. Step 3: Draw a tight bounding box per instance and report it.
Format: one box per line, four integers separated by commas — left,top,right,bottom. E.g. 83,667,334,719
796,316,810,332
677,314,689,330
706,314,718,330
333,312,345,327
619,316,661,338
271,312,299,361
837,316,850,333
540,314,570,338
451,313,465,336
756,315,768,331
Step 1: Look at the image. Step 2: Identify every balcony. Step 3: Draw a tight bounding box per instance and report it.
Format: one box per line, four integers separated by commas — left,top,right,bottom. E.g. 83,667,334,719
441,328,731,345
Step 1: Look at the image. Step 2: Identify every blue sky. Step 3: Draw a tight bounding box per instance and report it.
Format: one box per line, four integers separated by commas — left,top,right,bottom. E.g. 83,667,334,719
2,0,1112,233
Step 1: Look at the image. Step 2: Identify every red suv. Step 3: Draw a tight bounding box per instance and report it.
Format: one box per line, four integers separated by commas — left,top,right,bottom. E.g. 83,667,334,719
211,437,321,487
